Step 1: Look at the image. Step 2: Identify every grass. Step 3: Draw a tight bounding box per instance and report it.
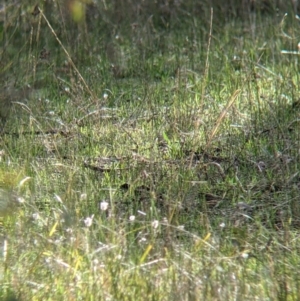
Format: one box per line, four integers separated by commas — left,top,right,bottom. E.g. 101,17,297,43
0,1,300,300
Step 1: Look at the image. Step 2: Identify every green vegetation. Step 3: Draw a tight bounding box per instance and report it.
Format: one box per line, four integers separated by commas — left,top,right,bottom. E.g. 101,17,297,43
0,1,300,300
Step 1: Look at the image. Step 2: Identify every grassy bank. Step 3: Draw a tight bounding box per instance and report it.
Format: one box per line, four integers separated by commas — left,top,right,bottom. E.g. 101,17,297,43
0,1,300,300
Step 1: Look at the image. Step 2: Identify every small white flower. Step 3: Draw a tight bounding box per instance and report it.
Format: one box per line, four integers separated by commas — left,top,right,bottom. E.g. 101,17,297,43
17,197,25,204
84,215,94,227
45,256,52,264
103,93,108,100
32,213,40,220
100,201,109,211
65,227,73,234
129,215,135,221
93,259,99,266
241,253,249,259
116,254,122,260
139,237,147,243
151,220,159,229
80,193,87,201
162,217,168,224
219,222,226,228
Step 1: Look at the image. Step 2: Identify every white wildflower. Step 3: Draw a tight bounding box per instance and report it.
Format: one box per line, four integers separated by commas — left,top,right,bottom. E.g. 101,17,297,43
151,220,159,229
162,217,168,224
80,193,87,201
32,213,40,220
139,237,147,244
100,201,109,211
17,197,25,204
116,254,122,260
84,215,94,227
92,259,99,266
